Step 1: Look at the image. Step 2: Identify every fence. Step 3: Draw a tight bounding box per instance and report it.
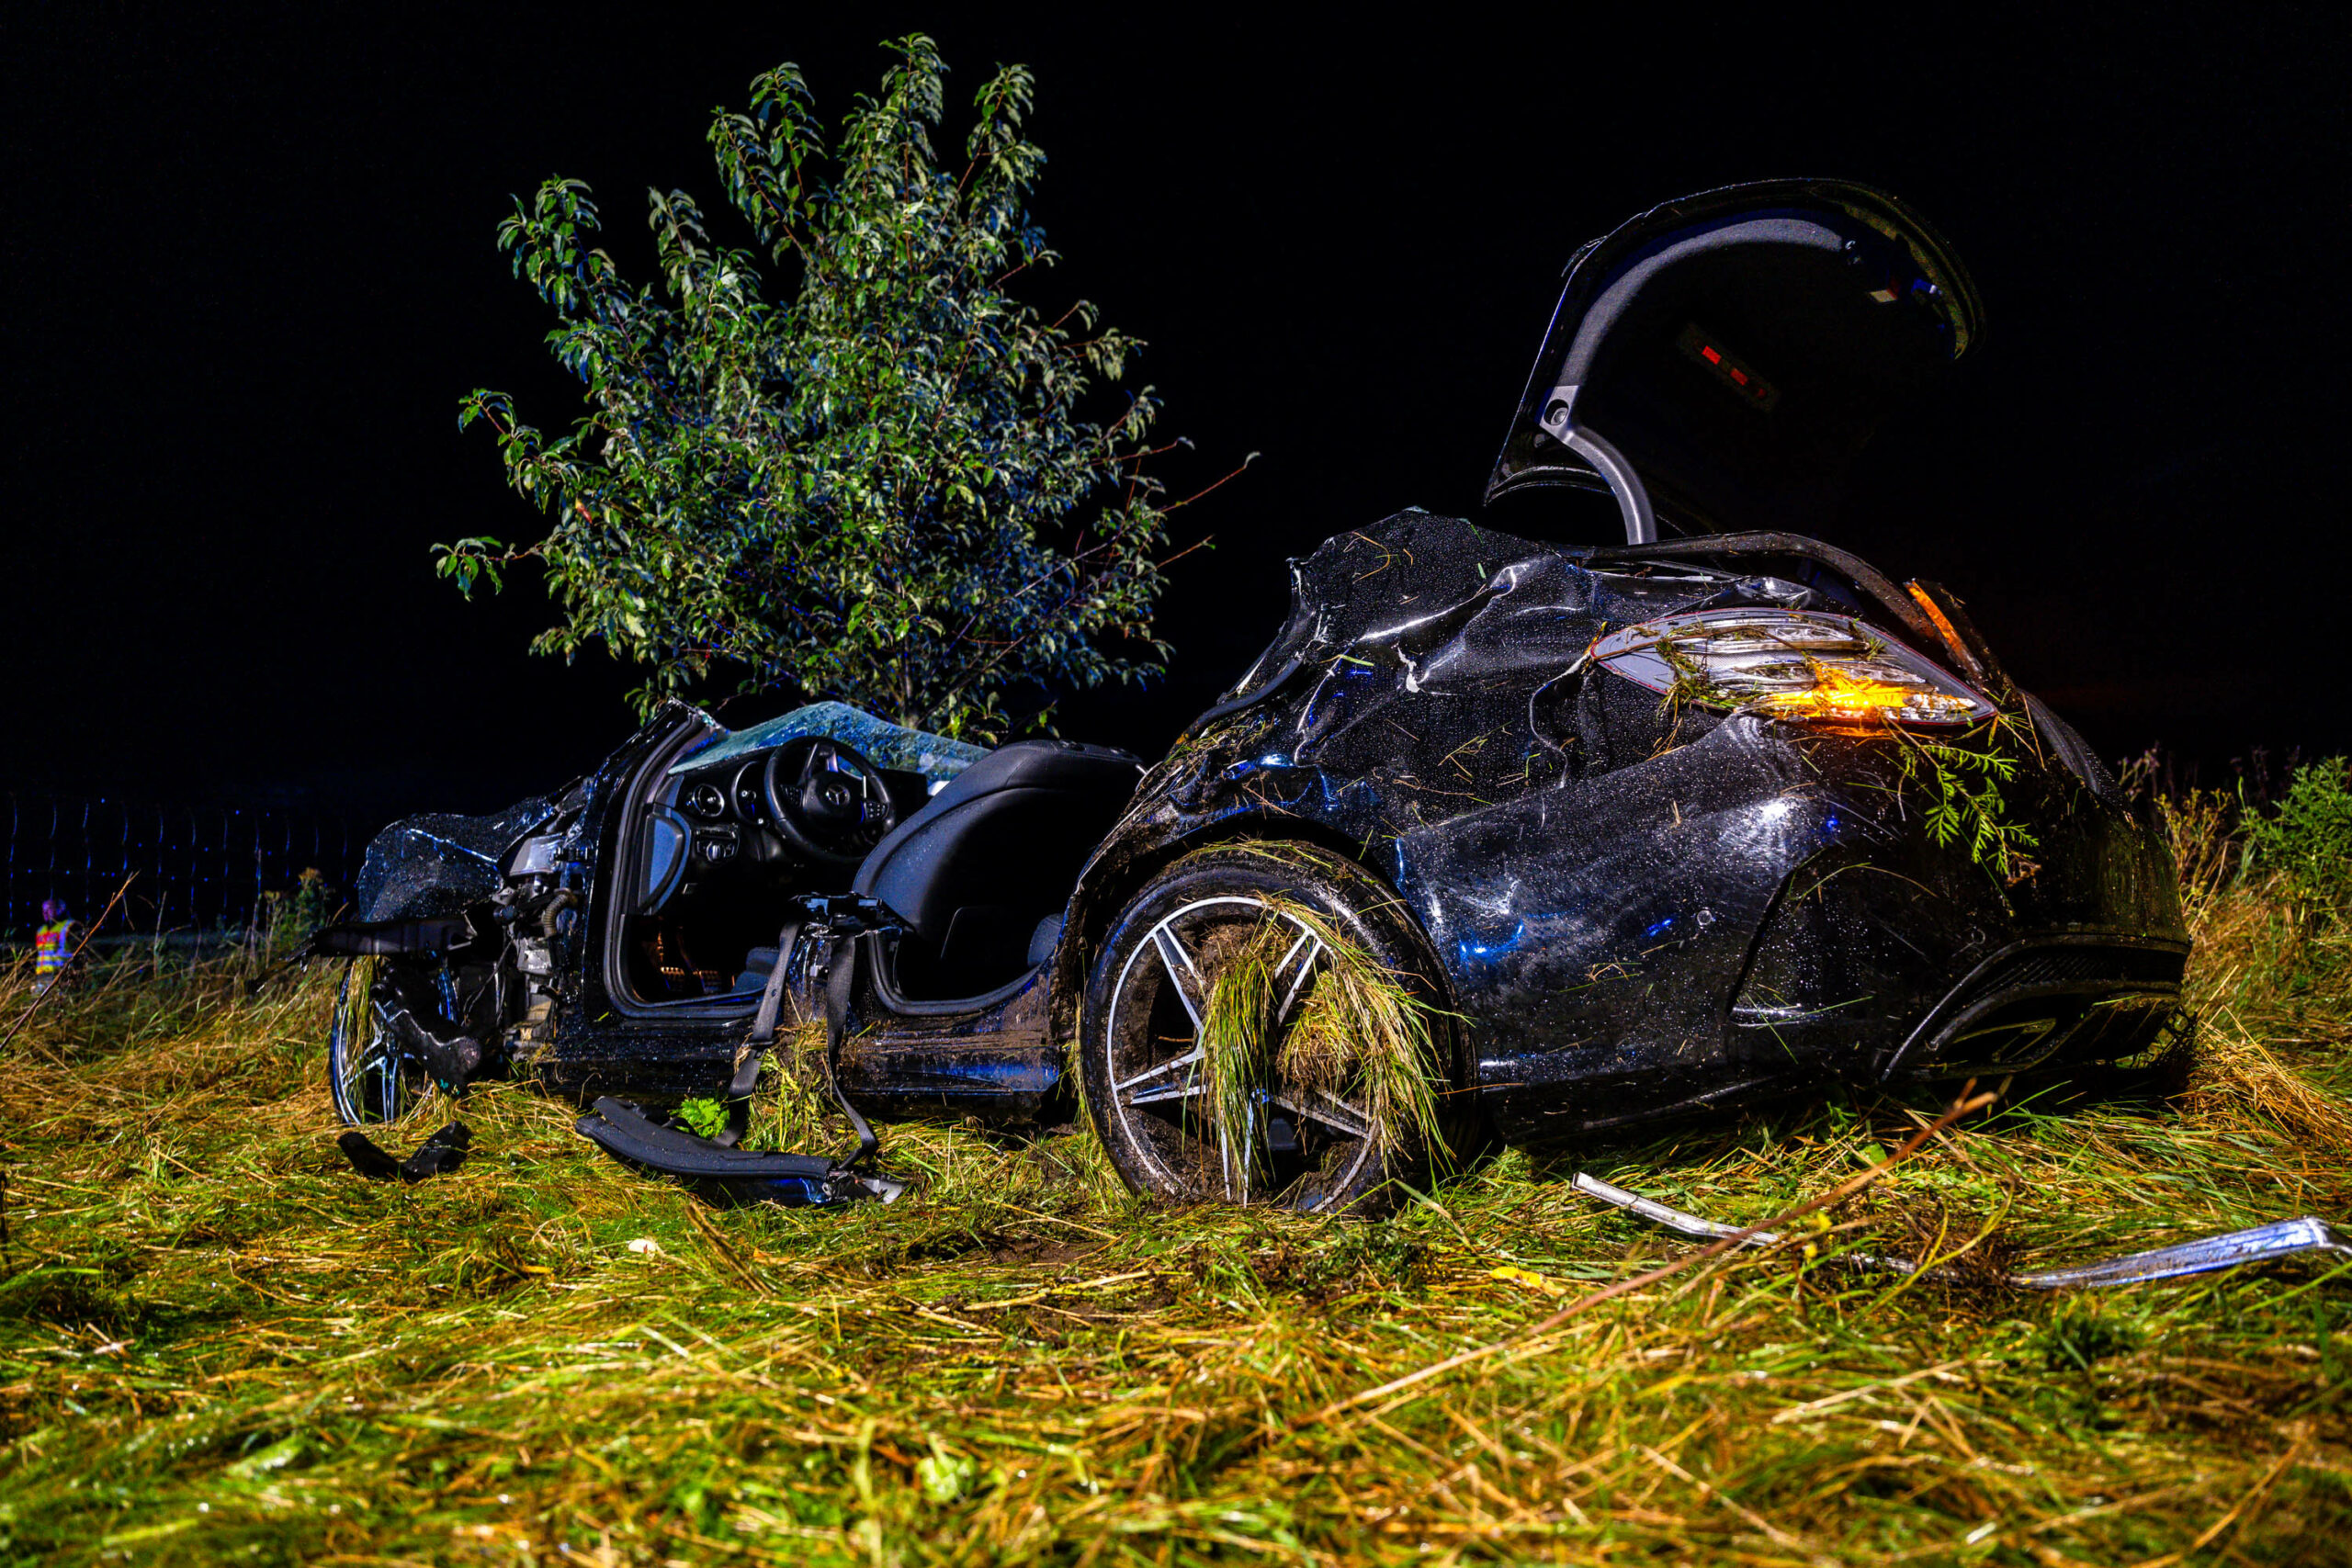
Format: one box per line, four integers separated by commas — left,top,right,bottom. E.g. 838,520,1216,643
2,794,372,942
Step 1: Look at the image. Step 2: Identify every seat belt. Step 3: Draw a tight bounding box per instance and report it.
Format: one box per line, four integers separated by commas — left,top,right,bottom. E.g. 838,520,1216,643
732,920,801,1098
822,931,882,1167
729,917,878,1168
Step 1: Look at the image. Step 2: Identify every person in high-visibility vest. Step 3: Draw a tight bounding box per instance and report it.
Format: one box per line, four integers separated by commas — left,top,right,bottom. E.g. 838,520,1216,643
34,897,82,996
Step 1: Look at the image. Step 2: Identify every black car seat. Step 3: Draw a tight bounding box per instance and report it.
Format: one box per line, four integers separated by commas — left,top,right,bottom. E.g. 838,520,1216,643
853,739,1142,999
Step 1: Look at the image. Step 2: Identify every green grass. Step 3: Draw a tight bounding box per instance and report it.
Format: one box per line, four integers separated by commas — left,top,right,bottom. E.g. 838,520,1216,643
4,824,2350,1565
1195,897,1444,1194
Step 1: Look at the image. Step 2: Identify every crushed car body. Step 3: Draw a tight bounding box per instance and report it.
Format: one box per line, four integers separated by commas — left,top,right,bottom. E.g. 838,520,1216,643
321,178,2199,1217
1054,510,2187,1147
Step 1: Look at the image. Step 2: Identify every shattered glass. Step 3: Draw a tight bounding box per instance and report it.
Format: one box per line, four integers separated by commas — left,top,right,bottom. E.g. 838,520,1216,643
668,701,989,785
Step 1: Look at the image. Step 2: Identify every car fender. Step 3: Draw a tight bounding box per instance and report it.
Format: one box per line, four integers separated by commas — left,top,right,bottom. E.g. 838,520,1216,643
352,795,562,921
1046,806,1387,1055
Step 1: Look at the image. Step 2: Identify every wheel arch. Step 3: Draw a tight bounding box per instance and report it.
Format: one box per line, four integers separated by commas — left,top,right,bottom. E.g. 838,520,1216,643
1046,810,1414,1053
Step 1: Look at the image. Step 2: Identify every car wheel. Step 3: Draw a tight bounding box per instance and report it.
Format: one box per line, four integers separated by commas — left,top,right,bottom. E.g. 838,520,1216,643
327,958,432,1128
1079,841,1467,1215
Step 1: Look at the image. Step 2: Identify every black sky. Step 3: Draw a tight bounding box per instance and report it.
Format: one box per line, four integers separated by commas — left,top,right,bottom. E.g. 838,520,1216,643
5,6,2346,816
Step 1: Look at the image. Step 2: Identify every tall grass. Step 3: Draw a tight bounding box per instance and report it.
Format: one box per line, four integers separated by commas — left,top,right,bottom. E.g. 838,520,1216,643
1,773,2348,1563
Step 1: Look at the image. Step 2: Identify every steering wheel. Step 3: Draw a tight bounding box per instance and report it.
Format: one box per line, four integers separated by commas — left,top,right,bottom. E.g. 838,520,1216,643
761,737,899,871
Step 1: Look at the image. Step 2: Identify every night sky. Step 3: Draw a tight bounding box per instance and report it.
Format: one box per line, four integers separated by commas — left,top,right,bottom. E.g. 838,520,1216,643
6,6,2346,818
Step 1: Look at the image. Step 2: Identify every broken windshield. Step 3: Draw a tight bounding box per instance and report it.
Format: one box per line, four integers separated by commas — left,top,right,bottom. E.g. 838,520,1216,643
666,701,989,784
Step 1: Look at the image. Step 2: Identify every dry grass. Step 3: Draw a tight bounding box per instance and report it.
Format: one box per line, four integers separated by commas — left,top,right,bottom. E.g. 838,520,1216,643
3,824,2350,1564
741,1021,839,1156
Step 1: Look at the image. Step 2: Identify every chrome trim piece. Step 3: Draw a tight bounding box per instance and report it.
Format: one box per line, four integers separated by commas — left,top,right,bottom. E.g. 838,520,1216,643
1573,1173,2352,1290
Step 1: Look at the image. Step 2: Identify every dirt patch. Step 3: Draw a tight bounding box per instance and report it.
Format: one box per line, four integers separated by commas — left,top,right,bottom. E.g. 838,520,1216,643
986,1235,1102,1269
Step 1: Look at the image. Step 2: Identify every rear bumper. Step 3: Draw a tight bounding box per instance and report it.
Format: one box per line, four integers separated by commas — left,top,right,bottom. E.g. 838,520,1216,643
1462,718,2189,1143
1875,931,2189,1080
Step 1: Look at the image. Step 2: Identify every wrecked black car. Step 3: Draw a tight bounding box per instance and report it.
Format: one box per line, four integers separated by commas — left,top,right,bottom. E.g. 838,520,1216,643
323,179,2187,1213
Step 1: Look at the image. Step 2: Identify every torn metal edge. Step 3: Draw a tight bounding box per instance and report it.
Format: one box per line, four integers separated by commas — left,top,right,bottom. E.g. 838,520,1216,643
2013,1216,2352,1289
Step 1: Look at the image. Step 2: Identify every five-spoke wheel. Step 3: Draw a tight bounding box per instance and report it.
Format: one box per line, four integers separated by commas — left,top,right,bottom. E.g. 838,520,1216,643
1078,843,1465,1214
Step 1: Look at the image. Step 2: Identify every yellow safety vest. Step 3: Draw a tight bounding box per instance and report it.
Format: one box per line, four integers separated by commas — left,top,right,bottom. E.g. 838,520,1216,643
35,919,76,976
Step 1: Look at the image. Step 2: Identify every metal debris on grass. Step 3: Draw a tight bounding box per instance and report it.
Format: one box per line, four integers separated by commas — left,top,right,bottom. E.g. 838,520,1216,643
1573,1170,2352,1289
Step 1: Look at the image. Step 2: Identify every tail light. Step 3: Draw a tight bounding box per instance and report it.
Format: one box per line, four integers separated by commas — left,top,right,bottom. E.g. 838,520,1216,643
1589,608,1995,727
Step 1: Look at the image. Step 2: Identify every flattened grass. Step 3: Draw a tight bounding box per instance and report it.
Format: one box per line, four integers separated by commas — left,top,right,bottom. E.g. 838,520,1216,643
2,861,2349,1565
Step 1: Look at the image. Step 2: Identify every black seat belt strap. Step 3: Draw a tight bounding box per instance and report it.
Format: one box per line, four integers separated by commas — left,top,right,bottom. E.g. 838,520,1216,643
732,920,802,1099
822,931,880,1167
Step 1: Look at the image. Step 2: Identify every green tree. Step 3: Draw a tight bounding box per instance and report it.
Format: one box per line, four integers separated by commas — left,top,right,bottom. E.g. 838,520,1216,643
2245,758,2352,912
443,36,1184,739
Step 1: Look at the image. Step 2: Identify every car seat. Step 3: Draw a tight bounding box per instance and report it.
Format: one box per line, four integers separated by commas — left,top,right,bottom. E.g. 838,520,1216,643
852,739,1142,1000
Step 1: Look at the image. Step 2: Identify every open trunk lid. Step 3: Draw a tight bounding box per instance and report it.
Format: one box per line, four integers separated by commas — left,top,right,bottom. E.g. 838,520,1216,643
1487,178,1984,543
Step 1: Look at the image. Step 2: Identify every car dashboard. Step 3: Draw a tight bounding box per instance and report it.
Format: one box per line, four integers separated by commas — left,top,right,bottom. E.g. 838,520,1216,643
621,750,933,1005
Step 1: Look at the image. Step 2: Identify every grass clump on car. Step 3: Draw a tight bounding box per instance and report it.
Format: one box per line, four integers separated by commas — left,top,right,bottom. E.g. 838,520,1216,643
741,1020,835,1153
1197,898,1444,1190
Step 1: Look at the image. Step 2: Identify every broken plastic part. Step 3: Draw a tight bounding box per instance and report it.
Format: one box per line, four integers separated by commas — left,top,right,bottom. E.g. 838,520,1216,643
1573,1172,2352,1289
573,1098,905,1206
337,1122,471,1183
381,1004,483,1087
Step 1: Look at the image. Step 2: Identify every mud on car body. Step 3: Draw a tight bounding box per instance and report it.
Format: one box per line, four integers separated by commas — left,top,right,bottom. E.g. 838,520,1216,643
321,179,2187,1213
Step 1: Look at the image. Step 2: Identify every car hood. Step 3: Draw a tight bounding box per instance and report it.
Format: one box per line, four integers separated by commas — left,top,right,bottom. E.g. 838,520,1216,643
1486,178,1984,543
